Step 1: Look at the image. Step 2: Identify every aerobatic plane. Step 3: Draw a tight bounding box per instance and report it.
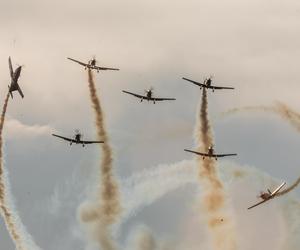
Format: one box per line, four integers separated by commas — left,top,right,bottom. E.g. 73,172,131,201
67,57,119,72
184,145,237,160
122,87,176,104
247,182,286,210
8,57,24,98
182,77,234,91
52,130,104,147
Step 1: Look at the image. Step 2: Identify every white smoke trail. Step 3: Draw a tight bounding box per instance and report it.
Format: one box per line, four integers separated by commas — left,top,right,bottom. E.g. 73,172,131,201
120,160,197,223
222,102,300,196
126,226,157,250
121,160,300,250
0,93,41,250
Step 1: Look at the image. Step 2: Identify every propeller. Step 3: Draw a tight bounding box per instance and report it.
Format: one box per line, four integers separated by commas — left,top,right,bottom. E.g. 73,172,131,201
16,63,25,68
75,129,81,135
92,55,97,63
144,86,154,94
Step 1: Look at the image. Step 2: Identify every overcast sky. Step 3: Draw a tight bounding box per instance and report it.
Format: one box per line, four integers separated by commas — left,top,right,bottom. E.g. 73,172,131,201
1,0,300,249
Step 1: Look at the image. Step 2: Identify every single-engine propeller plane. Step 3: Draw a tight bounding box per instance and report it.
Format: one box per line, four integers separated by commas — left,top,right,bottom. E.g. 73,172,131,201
122,87,176,104
8,56,24,98
67,57,119,72
247,182,286,210
52,130,104,147
182,76,234,92
184,145,237,160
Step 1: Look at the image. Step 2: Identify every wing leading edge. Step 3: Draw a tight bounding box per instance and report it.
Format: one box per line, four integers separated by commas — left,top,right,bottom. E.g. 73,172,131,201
67,57,88,67
52,134,76,143
81,140,104,144
182,77,234,90
122,90,175,101
184,149,237,158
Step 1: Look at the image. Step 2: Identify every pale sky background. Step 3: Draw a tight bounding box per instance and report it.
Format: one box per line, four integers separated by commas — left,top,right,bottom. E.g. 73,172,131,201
1,0,300,249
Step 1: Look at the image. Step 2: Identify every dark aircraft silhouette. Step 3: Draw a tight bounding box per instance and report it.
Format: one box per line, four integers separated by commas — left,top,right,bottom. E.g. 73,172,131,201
8,57,24,98
122,87,176,104
182,76,234,92
67,57,119,72
52,130,104,147
248,182,286,210
184,145,237,160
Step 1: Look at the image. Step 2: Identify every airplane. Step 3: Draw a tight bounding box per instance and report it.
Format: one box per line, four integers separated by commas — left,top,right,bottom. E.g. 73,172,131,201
122,87,176,104
67,57,119,72
184,145,237,160
247,182,286,210
8,57,24,98
52,130,104,147
182,76,234,92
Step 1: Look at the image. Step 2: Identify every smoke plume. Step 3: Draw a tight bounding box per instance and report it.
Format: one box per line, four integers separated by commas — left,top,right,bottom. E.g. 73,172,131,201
0,93,40,250
127,227,157,250
223,102,300,197
222,102,300,132
195,89,237,250
79,70,121,250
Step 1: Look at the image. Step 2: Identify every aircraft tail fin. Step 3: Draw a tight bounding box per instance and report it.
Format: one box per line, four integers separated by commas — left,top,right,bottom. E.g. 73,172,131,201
267,189,272,194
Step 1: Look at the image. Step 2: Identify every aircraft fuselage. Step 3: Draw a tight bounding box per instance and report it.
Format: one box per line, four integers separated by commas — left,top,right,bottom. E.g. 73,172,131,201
260,193,271,200
10,66,22,91
205,78,212,87
146,90,152,99
208,146,214,156
75,133,82,143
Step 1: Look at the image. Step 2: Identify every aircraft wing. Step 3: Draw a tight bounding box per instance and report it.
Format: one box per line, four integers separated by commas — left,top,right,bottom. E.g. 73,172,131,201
247,199,270,210
17,86,24,98
67,57,88,67
209,85,234,90
81,140,104,144
182,77,205,87
271,182,286,196
151,97,176,101
93,66,119,71
122,90,146,99
52,134,76,143
8,57,13,78
184,149,209,157
214,153,237,158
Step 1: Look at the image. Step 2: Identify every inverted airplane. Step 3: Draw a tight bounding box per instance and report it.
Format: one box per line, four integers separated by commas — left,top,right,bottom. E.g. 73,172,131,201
67,57,119,72
182,77,234,91
184,145,237,160
8,57,24,98
122,88,176,104
52,130,104,147
247,182,286,210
